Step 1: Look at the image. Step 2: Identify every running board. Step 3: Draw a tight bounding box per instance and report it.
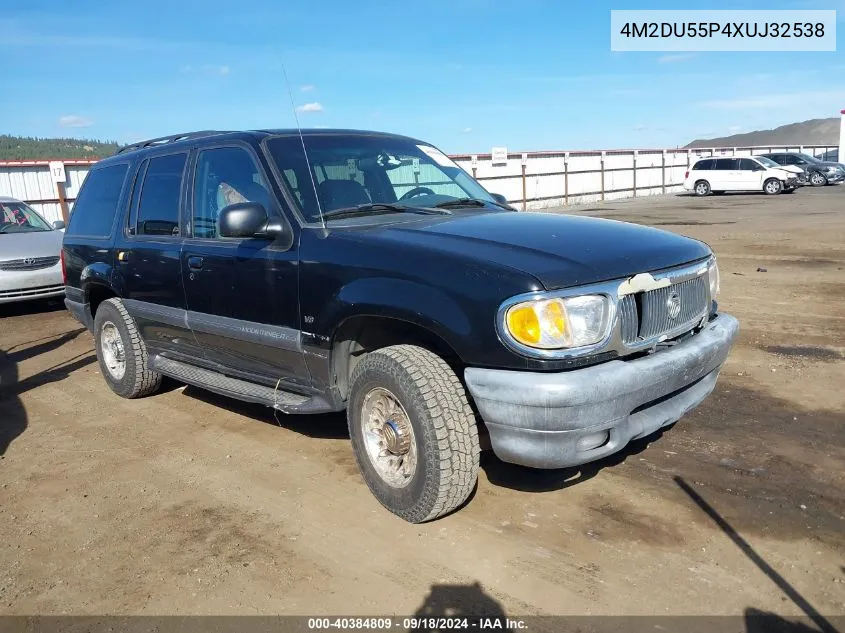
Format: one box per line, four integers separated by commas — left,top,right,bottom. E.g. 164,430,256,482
150,356,332,414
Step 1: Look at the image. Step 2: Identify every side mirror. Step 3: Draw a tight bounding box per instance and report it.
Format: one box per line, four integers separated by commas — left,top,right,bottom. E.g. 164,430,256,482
218,202,285,239
491,193,509,205
52,220,66,230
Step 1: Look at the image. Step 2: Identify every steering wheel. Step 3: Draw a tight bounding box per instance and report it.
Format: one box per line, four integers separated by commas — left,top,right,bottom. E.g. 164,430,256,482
399,186,436,201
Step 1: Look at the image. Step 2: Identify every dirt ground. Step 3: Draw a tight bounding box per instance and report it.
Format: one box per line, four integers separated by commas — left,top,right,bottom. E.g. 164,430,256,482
1,185,844,623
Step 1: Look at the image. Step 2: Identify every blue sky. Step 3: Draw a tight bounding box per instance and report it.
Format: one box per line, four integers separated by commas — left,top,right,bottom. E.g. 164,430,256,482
1,0,843,153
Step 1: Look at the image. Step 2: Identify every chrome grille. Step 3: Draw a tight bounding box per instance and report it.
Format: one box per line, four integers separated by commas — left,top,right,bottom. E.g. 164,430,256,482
619,294,639,343
0,256,60,271
620,275,709,345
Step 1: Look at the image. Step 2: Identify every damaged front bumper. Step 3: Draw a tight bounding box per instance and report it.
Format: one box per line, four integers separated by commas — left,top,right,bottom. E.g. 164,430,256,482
464,313,739,469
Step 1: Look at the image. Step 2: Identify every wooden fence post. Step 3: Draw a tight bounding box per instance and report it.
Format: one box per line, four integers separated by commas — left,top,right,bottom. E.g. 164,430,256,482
564,153,569,206
600,151,606,201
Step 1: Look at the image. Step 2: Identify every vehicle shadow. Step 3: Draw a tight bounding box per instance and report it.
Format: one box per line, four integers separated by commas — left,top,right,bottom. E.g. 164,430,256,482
0,347,25,456
180,385,350,439
411,581,506,629
480,426,670,493
0,296,66,319
0,322,91,455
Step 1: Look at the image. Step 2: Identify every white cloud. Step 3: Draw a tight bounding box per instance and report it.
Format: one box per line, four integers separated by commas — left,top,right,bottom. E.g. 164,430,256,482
300,84,316,92
461,127,473,133
296,102,324,113
200,64,230,76
658,53,695,64
59,115,93,128
728,125,742,132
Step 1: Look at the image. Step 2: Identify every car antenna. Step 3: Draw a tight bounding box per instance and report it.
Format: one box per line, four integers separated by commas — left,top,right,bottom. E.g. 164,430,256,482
281,61,326,231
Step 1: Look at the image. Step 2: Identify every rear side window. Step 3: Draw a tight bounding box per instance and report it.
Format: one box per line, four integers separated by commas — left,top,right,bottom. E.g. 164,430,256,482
134,153,187,237
693,159,714,170
714,158,736,170
66,164,129,237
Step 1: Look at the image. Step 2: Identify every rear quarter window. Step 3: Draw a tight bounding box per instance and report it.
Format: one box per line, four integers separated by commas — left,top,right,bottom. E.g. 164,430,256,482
66,163,129,238
693,159,714,170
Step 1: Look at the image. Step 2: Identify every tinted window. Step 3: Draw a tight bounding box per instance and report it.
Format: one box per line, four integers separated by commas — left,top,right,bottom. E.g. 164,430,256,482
739,158,759,171
767,155,786,165
135,153,187,237
266,135,494,223
66,164,128,237
193,147,270,239
714,158,736,170
693,159,714,170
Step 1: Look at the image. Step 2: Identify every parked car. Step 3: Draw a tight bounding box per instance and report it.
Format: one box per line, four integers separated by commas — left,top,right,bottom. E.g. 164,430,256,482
63,129,738,522
0,196,67,304
755,155,808,186
684,156,799,196
760,152,845,186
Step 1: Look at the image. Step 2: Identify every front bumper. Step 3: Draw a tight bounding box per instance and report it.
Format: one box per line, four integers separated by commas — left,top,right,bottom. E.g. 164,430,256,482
0,265,64,304
464,313,739,469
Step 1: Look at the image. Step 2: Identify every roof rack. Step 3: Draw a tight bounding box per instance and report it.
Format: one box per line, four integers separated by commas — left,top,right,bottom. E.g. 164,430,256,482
116,130,230,155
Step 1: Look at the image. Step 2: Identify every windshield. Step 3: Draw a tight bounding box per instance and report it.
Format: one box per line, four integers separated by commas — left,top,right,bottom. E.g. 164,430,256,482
0,201,52,233
755,156,780,168
265,134,496,223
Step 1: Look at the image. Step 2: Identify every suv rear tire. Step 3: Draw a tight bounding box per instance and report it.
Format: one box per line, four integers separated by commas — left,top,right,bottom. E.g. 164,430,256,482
347,345,480,523
694,180,710,196
93,298,162,399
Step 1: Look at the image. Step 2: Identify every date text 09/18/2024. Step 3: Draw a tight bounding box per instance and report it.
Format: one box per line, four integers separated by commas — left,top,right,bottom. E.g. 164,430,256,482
307,617,527,630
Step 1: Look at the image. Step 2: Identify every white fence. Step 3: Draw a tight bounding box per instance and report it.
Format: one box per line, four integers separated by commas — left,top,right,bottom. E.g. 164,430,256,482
0,144,838,222
0,159,96,224
451,144,839,210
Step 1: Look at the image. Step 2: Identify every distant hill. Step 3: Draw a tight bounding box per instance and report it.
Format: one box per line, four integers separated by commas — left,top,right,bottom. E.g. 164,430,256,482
686,118,839,149
0,135,119,160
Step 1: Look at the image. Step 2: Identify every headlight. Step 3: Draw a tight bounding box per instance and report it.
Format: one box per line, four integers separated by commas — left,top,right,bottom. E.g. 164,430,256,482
708,258,720,299
503,294,611,350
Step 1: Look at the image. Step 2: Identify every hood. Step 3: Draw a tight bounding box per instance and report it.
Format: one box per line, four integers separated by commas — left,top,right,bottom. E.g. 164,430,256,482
0,229,63,261
360,211,711,290
779,165,804,174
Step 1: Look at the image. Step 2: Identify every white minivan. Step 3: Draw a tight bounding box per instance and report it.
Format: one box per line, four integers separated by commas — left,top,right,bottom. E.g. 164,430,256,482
683,156,799,196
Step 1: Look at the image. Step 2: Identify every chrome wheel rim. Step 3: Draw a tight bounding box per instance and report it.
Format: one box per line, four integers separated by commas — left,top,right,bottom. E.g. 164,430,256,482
766,181,780,194
695,183,708,195
100,321,126,380
360,387,417,488
811,173,824,185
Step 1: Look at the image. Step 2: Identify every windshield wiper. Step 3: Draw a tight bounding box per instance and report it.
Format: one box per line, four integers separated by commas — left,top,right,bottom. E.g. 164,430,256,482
433,197,511,210
322,203,451,220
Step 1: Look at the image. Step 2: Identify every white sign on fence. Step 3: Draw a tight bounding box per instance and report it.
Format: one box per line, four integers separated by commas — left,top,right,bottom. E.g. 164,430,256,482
48,161,67,184
491,147,508,165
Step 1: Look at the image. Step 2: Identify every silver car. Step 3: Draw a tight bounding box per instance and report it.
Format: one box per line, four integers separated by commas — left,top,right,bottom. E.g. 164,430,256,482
0,196,66,304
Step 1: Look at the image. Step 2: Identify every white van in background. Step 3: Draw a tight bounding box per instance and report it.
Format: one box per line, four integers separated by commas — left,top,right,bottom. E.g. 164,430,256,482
683,156,799,196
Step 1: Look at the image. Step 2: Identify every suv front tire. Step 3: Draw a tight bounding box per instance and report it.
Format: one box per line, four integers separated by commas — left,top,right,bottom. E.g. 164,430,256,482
347,345,480,523
93,298,162,399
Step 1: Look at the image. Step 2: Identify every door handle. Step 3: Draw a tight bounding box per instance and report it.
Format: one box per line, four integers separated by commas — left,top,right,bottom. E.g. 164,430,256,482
187,256,204,271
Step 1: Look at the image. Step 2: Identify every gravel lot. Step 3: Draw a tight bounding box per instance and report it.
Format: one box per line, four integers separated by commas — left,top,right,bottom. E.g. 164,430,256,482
1,186,844,623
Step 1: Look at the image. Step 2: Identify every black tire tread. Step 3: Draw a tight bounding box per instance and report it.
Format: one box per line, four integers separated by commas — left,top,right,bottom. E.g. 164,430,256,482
349,345,480,523
95,298,162,399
